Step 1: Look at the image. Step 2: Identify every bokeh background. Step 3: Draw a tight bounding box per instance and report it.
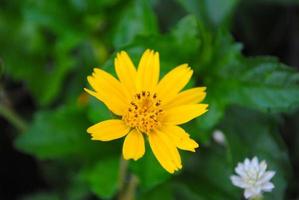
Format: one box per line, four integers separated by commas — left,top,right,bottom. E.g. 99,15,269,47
1,0,299,199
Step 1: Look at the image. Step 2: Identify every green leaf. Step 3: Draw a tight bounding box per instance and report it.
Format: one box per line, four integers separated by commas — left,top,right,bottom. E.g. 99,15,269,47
130,145,171,191
138,182,173,200
195,32,299,135
192,31,242,134
204,0,239,26
219,57,299,113
0,0,98,105
176,0,239,27
175,145,239,200
14,105,91,159
175,0,203,22
112,15,202,74
170,15,200,61
193,98,226,142
65,173,91,200
172,183,202,200
87,97,114,123
112,0,158,48
196,30,242,75
82,157,120,199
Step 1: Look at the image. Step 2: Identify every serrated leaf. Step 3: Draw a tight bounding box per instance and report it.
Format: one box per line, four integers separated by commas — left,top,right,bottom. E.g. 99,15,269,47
196,36,299,134
0,0,96,105
111,15,201,73
175,145,239,200
176,0,239,27
14,105,91,159
82,157,120,199
194,98,226,142
191,31,242,133
138,182,173,200
222,57,299,113
112,0,158,48
204,0,239,26
130,146,171,191
170,15,200,60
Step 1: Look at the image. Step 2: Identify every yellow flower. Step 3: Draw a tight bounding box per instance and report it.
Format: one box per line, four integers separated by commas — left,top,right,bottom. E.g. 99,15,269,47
85,49,208,173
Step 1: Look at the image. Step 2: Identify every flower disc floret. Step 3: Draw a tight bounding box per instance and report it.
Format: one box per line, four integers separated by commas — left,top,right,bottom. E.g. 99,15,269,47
123,91,163,133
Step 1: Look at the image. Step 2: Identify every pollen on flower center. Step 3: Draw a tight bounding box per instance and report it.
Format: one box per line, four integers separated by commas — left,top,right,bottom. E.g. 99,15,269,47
122,91,163,133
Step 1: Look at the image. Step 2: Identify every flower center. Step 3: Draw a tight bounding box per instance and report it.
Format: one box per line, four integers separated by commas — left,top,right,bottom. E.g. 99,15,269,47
245,169,259,186
123,91,163,134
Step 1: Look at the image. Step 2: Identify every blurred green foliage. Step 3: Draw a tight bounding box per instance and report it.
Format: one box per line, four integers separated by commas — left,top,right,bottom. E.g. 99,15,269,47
1,0,299,199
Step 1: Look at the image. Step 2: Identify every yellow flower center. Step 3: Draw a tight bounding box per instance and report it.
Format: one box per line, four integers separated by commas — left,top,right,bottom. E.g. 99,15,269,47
123,91,163,134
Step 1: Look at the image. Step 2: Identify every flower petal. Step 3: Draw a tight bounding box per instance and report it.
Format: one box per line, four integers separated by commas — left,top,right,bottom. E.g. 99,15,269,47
122,129,145,161
115,51,137,95
87,119,130,141
230,175,247,188
235,163,246,177
161,125,198,152
244,188,256,199
259,171,275,183
148,131,182,173
244,158,251,171
262,182,274,191
163,104,208,125
251,157,259,171
136,49,159,92
163,87,206,109
85,68,129,115
156,64,193,104
258,161,267,178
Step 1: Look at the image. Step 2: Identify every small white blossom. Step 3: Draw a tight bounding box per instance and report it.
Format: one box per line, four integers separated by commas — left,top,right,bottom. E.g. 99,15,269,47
212,129,226,145
230,157,275,199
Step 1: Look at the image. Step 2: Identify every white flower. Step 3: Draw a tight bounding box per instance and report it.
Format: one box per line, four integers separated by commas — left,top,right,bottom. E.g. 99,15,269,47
230,157,275,199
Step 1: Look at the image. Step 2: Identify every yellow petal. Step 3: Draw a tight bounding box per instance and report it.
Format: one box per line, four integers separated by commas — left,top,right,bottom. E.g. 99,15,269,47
163,104,208,125
122,129,145,161
161,125,199,152
85,68,129,116
136,49,160,92
87,119,130,141
156,64,193,104
164,87,206,109
115,51,137,96
148,131,182,173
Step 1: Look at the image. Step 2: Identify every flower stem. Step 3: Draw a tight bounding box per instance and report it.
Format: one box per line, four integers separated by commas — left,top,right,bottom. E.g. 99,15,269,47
0,103,28,132
250,195,263,200
0,85,28,132
120,174,139,200
118,157,139,200
118,156,129,193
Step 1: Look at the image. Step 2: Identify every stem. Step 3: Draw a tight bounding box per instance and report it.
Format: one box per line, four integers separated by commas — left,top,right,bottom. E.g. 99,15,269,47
121,175,139,200
0,84,28,132
250,195,263,200
118,156,129,193
118,157,139,200
0,103,28,132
